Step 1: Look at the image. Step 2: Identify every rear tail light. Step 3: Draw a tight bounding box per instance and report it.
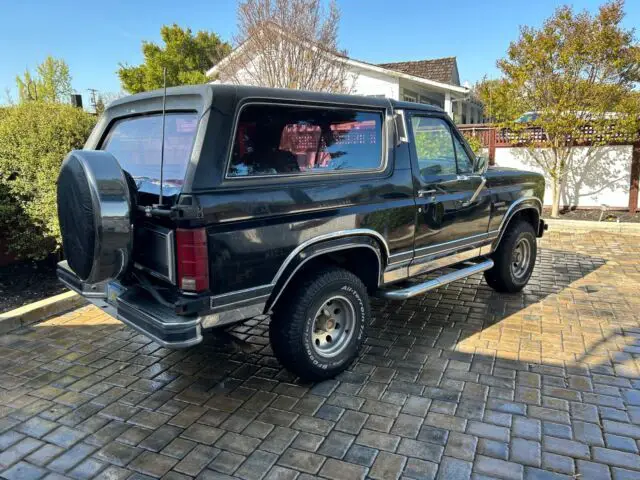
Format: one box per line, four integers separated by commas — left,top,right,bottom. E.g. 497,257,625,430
176,228,209,292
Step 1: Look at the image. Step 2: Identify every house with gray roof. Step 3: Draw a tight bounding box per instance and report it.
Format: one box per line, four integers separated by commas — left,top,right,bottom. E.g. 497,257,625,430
375,57,482,123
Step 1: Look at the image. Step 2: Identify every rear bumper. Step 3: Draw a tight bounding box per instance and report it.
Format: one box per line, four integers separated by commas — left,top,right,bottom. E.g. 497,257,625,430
57,261,202,349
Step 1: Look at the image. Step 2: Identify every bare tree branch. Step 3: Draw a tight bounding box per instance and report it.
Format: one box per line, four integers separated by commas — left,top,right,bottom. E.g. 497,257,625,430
217,0,353,93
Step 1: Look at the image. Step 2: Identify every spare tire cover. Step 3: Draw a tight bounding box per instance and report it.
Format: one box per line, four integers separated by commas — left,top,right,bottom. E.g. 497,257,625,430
57,150,133,283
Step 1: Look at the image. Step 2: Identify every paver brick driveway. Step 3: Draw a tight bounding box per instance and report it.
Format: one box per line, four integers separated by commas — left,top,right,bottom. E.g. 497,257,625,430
1,231,640,480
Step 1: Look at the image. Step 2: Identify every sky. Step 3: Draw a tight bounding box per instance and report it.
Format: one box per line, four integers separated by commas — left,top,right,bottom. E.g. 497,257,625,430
2,0,639,107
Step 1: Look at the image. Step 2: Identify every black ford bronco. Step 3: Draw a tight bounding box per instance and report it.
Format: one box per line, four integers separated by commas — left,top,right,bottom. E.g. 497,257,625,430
56,84,546,380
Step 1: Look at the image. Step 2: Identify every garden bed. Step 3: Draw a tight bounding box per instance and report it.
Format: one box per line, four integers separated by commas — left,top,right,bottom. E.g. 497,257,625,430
543,207,640,223
0,257,66,314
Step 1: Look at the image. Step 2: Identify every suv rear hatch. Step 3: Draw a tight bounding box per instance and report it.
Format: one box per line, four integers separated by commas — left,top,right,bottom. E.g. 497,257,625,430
56,87,214,348
100,112,199,285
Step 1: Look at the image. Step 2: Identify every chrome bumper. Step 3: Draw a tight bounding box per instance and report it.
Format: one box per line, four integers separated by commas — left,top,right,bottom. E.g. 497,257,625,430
57,261,202,349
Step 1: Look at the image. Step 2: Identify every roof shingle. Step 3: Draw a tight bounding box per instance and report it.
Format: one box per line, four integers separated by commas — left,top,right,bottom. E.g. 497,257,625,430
378,57,459,85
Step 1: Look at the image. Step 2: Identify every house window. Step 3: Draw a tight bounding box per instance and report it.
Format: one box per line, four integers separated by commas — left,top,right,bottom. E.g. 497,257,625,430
228,104,383,177
419,96,437,106
403,94,417,103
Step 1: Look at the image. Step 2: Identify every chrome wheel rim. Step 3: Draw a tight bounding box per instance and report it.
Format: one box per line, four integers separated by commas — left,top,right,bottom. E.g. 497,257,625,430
511,237,532,279
311,295,355,358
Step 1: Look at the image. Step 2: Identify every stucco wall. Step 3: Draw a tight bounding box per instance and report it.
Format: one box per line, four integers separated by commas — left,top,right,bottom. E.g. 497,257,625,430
494,145,633,208
349,69,399,99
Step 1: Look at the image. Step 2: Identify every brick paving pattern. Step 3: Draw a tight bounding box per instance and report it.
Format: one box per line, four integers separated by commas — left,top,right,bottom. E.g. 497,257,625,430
0,230,639,480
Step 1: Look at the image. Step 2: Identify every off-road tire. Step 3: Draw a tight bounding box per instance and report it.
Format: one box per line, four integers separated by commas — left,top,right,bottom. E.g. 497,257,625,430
484,220,537,293
269,267,369,381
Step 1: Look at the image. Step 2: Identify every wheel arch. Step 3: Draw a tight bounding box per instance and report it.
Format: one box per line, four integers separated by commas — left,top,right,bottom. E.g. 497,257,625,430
492,197,542,251
265,234,386,313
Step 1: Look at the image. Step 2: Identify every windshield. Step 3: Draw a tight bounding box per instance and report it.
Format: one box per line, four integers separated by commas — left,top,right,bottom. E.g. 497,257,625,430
102,113,198,195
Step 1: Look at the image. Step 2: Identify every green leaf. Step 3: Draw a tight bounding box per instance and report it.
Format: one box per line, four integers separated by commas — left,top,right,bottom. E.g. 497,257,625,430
0,103,96,260
117,24,231,93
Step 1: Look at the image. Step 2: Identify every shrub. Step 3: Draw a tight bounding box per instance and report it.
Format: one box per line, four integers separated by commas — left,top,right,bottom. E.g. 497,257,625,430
0,103,96,260
462,133,484,156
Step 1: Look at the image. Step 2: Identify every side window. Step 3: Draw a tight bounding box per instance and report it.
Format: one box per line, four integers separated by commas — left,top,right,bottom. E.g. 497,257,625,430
453,135,474,174
228,104,383,177
410,116,456,178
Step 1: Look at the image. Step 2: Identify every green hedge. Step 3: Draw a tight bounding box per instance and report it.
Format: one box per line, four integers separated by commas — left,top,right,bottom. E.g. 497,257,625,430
0,103,96,260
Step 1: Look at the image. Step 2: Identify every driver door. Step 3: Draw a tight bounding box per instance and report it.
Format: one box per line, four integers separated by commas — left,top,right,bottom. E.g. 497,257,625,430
408,114,491,272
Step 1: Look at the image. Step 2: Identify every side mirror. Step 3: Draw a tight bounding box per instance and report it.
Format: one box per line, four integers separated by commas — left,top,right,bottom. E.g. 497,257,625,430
474,155,488,175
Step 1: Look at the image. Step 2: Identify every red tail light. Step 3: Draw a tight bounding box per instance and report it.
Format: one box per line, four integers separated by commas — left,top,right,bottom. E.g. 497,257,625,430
176,228,209,292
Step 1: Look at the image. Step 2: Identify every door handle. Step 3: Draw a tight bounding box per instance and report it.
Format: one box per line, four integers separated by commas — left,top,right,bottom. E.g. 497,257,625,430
417,189,437,198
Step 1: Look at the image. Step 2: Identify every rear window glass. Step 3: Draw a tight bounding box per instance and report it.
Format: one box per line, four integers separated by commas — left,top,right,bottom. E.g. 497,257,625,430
102,113,198,187
229,104,383,177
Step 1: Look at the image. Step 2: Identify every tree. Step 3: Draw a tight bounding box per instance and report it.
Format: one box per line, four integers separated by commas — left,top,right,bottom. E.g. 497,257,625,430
474,77,520,124
0,103,96,259
216,0,352,93
94,96,106,116
118,24,232,93
91,91,124,116
15,56,73,103
491,0,640,217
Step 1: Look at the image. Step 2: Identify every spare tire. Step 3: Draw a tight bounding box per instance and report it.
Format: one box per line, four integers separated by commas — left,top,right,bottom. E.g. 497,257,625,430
57,150,133,283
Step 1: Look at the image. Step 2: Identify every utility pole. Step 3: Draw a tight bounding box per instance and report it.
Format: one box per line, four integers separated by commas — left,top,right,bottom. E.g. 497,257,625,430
88,88,98,112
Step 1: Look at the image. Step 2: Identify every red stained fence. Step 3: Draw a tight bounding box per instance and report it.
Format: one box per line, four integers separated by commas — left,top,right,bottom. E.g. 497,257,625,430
458,124,497,165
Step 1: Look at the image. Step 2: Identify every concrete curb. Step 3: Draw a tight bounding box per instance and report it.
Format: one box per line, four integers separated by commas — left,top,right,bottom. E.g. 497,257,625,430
0,290,87,334
546,218,640,235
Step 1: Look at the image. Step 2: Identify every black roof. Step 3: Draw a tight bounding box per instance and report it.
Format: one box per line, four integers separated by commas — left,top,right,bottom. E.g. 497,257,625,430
108,84,444,114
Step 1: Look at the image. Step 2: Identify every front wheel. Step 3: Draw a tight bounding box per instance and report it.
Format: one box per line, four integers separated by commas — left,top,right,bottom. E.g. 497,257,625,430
269,267,369,381
484,220,537,293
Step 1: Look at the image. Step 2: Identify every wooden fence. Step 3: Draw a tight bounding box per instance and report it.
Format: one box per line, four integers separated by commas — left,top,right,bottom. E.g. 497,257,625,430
458,124,497,165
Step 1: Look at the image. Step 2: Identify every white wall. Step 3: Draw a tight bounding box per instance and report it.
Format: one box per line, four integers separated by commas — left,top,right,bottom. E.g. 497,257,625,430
214,52,401,100
494,145,633,208
349,69,399,99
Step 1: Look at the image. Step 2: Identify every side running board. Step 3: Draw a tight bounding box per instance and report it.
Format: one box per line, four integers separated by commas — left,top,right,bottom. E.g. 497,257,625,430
377,259,494,300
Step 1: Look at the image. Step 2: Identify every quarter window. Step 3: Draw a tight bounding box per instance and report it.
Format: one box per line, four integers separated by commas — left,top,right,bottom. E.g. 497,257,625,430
453,135,474,174
229,104,383,177
411,116,456,178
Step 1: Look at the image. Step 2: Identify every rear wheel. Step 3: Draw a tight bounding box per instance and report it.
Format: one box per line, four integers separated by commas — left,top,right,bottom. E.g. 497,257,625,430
484,220,537,293
269,267,369,381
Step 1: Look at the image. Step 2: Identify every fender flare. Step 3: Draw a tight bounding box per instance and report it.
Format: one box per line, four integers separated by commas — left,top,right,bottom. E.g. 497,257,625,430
265,233,386,312
493,197,542,249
